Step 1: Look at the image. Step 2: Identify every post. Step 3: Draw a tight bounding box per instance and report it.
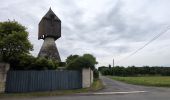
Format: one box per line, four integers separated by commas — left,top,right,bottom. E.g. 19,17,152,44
0,63,10,82
82,67,93,88
113,58,114,67
0,63,10,92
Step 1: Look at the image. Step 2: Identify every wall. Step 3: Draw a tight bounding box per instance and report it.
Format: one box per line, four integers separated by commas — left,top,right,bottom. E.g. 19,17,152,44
0,63,10,92
82,68,93,88
0,63,10,82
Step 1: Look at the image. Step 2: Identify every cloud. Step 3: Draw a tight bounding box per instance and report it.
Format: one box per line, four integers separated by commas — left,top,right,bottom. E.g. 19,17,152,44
1,0,170,67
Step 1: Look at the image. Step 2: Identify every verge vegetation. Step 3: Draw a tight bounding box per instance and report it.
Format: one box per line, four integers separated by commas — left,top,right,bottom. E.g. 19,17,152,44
110,76,170,87
99,66,170,76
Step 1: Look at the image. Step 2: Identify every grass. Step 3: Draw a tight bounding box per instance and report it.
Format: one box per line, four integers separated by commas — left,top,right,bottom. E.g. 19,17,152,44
0,79,104,98
89,79,104,91
110,76,170,87
0,82,5,92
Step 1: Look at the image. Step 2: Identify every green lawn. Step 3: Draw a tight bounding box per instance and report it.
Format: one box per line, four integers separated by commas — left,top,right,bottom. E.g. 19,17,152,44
110,76,170,87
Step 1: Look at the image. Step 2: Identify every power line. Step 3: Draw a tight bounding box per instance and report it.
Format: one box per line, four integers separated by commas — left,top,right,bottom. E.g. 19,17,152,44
118,26,170,63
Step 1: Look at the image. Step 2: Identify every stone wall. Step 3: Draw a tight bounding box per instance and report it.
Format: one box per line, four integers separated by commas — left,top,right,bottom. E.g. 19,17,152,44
82,67,93,88
0,63,10,82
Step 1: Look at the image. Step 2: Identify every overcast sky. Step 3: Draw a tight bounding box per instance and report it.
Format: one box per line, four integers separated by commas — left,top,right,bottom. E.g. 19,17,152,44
1,0,170,67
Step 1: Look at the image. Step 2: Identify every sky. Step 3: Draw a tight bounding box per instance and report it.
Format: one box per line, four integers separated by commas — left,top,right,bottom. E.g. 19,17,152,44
0,0,170,67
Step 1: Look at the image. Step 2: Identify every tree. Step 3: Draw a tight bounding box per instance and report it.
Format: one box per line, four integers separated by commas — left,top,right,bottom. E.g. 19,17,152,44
82,54,98,70
33,57,59,70
66,54,98,70
109,64,111,69
0,21,33,68
13,54,36,70
66,54,79,64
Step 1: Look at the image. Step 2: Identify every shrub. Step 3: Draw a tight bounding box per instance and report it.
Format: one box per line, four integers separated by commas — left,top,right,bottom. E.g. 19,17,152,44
66,54,98,70
93,69,99,79
33,57,59,70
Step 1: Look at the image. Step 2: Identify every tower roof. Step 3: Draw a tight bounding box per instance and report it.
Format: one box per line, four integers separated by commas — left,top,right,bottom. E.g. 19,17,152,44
43,8,61,21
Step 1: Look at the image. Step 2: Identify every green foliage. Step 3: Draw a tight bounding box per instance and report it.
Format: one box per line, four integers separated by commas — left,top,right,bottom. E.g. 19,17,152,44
33,57,59,70
108,64,111,69
111,76,170,87
9,54,59,70
11,54,36,70
59,62,66,67
66,54,98,70
66,56,87,70
99,66,170,76
93,69,99,79
83,54,98,70
66,55,79,64
0,21,33,64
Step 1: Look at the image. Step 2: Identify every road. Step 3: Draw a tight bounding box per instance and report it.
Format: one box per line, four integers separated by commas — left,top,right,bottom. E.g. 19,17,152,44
2,76,170,100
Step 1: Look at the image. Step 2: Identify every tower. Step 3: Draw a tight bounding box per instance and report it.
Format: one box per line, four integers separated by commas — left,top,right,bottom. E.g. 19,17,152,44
38,8,61,61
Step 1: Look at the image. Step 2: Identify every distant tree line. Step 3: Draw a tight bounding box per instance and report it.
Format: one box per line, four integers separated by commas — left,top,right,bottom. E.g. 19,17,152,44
98,66,170,76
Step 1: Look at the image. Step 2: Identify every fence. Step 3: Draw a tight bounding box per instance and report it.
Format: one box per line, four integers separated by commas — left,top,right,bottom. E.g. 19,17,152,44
5,70,82,93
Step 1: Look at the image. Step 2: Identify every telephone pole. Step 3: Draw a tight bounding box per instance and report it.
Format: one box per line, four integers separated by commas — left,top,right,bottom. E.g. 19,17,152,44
113,58,114,67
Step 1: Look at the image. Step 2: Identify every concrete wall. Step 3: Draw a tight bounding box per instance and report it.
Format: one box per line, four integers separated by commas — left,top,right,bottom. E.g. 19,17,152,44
0,63,10,82
0,63,10,92
82,67,93,88
38,37,61,61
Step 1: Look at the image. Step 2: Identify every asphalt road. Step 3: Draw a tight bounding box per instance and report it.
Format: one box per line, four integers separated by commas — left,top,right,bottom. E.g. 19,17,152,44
2,76,170,100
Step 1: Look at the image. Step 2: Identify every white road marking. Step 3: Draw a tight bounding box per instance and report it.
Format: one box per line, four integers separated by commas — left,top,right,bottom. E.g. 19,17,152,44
80,91,147,95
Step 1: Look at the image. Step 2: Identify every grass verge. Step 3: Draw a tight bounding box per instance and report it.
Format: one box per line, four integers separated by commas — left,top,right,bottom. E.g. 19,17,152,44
0,79,104,98
0,82,5,92
109,76,170,87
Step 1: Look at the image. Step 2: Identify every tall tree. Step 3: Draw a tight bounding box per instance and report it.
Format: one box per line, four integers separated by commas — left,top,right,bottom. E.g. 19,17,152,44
0,21,33,67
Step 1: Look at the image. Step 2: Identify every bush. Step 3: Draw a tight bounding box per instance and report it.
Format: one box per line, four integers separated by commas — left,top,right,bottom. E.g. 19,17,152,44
9,54,36,70
59,62,66,67
93,69,99,79
33,57,59,70
10,55,59,70
66,54,98,70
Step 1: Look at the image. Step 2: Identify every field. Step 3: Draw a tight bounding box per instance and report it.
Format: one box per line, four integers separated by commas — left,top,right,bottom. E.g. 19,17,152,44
110,76,170,87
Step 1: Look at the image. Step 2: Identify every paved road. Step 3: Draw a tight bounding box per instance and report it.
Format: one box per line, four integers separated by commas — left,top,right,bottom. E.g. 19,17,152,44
2,76,170,100
98,76,170,92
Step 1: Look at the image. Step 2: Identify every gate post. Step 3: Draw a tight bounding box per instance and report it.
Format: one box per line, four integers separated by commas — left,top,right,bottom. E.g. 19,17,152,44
82,67,93,88
0,63,10,92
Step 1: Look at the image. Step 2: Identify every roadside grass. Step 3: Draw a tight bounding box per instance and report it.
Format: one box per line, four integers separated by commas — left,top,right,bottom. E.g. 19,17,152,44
89,79,104,91
109,76,170,87
0,82,5,91
0,79,104,98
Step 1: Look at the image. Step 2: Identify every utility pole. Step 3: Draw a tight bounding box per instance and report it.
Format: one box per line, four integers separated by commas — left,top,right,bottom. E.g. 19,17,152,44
113,58,114,67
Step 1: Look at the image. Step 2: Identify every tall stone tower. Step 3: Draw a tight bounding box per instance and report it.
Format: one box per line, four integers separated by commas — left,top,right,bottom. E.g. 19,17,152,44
38,8,61,61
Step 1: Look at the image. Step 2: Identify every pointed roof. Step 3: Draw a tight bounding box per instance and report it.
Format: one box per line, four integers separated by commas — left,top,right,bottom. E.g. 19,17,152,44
43,8,61,21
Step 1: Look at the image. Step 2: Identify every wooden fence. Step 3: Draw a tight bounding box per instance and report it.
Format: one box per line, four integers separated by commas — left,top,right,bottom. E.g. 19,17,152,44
5,70,82,93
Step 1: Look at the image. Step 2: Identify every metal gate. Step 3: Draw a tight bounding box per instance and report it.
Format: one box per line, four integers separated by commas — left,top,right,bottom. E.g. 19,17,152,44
5,70,82,93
